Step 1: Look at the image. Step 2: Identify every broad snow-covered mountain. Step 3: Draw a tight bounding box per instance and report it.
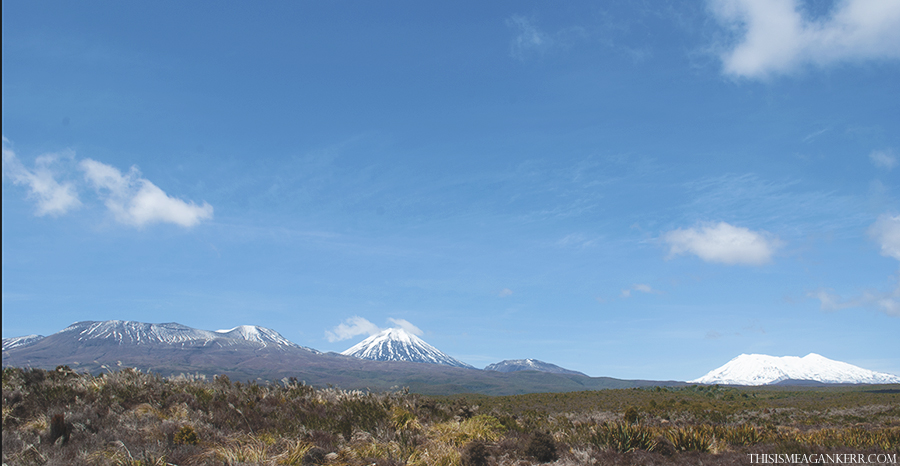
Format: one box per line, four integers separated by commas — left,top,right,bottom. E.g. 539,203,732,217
341,328,473,368
485,359,586,376
4,320,317,352
691,353,900,385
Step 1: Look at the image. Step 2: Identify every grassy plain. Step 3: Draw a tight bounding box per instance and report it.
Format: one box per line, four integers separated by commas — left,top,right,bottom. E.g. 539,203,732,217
3,366,898,465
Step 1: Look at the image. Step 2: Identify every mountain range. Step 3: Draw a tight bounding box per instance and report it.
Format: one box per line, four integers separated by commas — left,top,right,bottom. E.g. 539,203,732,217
3,320,658,395
4,320,898,393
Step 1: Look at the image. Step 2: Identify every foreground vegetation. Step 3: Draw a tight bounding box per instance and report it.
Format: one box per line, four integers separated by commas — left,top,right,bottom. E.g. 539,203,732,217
2,366,899,465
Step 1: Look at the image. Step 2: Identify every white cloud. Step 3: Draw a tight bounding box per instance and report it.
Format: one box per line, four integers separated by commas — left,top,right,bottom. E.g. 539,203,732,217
2,139,81,216
325,316,381,342
869,214,900,261
80,159,213,228
621,283,660,298
632,284,654,293
387,318,424,336
710,0,900,78
326,316,426,342
3,137,212,228
662,221,781,265
498,288,513,297
869,149,898,171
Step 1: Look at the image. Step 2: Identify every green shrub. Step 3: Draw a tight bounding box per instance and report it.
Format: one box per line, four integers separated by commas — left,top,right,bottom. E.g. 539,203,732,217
461,440,490,466
623,406,639,424
525,431,558,463
173,425,200,445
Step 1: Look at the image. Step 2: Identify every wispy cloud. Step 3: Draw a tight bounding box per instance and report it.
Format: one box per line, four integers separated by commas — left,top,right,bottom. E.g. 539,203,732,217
869,149,898,171
868,214,900,261
325,316,381,342
809,214,900,317
3,137,212,228
709,0,900,78
679,173,868,236
662,221,781,266
556,233,600,249
80,159,213,228
808,283,900,317
621,283,661,298
2,138,81,216
498,288,514,297
387,318,424,336
507,15,552,60
506,15,586,61
326,316,424,342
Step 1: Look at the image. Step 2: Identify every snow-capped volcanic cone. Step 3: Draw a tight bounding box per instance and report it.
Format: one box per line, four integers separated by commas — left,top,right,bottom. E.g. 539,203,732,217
691,353,900,385
341,328,473,368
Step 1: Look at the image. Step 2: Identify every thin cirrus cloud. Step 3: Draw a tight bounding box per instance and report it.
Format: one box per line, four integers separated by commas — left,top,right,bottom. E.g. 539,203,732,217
808,214,900,317
709,0,900,78
507,15,552,60
505,14,585,61
662,221,781,266
2,138,212,228
325,316,424,343
869,149,898,171
809,286,899,317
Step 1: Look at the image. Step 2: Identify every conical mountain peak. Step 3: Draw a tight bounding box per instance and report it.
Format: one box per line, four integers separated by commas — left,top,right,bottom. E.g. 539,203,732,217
341,328,473,368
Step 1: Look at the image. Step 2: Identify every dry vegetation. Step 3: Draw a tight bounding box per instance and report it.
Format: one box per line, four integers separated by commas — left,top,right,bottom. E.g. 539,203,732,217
3,366,899,465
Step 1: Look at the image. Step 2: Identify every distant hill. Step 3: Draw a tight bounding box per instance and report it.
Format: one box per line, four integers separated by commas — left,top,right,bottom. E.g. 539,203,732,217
485,358,586,376
3,320,679,395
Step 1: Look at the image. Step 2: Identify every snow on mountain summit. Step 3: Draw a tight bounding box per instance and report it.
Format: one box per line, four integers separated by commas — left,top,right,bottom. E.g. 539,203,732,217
691,353,900,385
485,359,586,376
54,320,317,352
2,335,45,351
341,328,473,368
214,325,300,348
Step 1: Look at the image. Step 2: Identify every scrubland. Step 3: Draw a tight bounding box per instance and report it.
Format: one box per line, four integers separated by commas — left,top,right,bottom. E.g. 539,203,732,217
3,366,899,465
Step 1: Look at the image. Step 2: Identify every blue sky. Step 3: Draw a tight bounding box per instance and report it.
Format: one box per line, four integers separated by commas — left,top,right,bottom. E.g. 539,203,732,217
3,0,899,381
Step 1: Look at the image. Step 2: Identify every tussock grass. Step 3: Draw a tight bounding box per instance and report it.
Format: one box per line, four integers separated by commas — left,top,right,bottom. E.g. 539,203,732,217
3,366,899,466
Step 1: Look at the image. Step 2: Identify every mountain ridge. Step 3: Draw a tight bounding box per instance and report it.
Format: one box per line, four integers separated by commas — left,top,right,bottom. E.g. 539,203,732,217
485,358,586,376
